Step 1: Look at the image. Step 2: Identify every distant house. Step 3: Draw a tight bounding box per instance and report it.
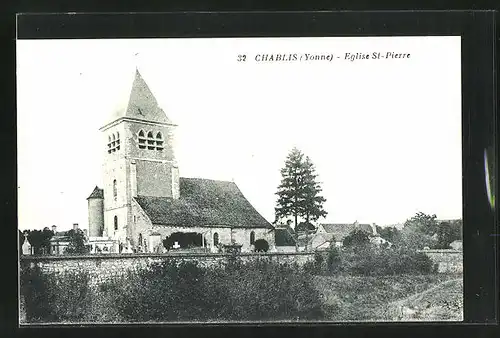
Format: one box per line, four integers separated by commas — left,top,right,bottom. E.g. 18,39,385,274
316,223,355,247
49,225,72,255
315,221,378,248
308,233,333,251
49,223,89,255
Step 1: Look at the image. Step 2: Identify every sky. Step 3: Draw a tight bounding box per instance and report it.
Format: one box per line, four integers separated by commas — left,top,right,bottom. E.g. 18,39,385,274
17,36,462,231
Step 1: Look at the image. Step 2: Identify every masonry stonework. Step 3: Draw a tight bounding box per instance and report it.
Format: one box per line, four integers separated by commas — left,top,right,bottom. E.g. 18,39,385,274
20,253,315,288
418,249,463,273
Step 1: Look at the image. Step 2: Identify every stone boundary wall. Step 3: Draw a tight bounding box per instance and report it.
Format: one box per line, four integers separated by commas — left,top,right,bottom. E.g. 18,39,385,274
417,249,463,273
19,252,315,287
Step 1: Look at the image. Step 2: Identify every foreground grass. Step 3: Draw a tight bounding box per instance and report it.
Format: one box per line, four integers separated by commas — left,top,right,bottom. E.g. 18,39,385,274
314,273,462,321
20,263,462,323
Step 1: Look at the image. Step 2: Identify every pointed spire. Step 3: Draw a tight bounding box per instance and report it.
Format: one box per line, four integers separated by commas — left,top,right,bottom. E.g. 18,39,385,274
124,68,172,124
102,67,175,129
87,186,104,200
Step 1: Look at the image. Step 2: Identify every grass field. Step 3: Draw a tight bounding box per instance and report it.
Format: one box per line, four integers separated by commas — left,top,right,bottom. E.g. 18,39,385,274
20,270,463,323
313,273,463,321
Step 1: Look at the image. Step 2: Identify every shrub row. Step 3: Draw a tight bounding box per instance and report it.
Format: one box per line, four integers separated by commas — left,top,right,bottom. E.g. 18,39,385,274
20,258,325,323
103,258,324,322
20,266,92,322
304,244,435,276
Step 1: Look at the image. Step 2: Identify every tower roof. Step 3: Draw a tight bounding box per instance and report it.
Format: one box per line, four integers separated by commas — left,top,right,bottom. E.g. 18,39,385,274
102,68,174,129
87,186,104,200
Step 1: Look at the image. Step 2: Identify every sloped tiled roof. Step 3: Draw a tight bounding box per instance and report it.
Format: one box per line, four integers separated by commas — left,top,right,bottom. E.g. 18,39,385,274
358,223,375,235
320,223,356,241
87,186,104,199
274,228,297,247
310,233,334,249
104,69,174,128
135,177,272,228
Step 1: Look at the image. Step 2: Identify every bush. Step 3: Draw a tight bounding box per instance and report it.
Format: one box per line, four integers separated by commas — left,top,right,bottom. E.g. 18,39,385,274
254,239,269,252
326,247,341,273
303,252,324,275
104,258,325,322
20,265,92,322
340,245,434,276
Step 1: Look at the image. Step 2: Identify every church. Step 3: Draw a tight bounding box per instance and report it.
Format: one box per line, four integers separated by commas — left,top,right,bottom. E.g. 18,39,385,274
86,69,275,254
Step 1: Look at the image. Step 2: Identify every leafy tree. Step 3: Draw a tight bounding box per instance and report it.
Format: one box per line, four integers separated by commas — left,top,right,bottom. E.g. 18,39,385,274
26,229,53,255
326,246,341,273
254,239,269,252
404,212,438,236
41,227,54,253
296,222,316,233
395,226,437,251
343,229,370,248
64,229,90,255
19,230,24,250
436,221,462,249
375,226,400,243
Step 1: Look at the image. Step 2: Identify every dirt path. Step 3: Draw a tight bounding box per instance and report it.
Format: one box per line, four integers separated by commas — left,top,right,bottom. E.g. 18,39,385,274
386,278,463,321
388,278,462,308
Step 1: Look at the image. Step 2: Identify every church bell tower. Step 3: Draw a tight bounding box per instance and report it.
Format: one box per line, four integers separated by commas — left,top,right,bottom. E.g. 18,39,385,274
99,69,179,245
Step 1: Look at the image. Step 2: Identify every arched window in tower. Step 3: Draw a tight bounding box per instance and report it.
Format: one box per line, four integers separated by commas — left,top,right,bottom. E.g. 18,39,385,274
114,216,118,231
147,131,155,150
156,132,164,151
138,233,143,247
107,135,112,153
138,130,146,149
213,232,219,246
113,179,117,201
116,132,120,150
250,231,255,245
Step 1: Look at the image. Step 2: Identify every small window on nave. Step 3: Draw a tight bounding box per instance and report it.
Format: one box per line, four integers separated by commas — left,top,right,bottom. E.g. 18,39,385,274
213,232,219,246
114,215,118,231
113,179,117,200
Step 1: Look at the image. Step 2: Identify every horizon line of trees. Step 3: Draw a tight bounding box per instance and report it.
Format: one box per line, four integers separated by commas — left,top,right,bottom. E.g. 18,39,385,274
19,227,90,255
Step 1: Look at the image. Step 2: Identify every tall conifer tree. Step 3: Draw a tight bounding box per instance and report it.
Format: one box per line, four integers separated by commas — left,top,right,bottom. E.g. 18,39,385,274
275,148,327,250
275,147,306,229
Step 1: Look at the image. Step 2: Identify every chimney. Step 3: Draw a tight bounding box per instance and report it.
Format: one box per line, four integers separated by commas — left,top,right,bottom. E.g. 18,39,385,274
73,223,79,231
52,225,57,233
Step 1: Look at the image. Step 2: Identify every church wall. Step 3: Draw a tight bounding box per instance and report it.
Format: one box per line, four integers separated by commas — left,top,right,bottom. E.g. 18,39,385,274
104,207,128,247
20,252,316,288
130,199,154,247
149,225,274,253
